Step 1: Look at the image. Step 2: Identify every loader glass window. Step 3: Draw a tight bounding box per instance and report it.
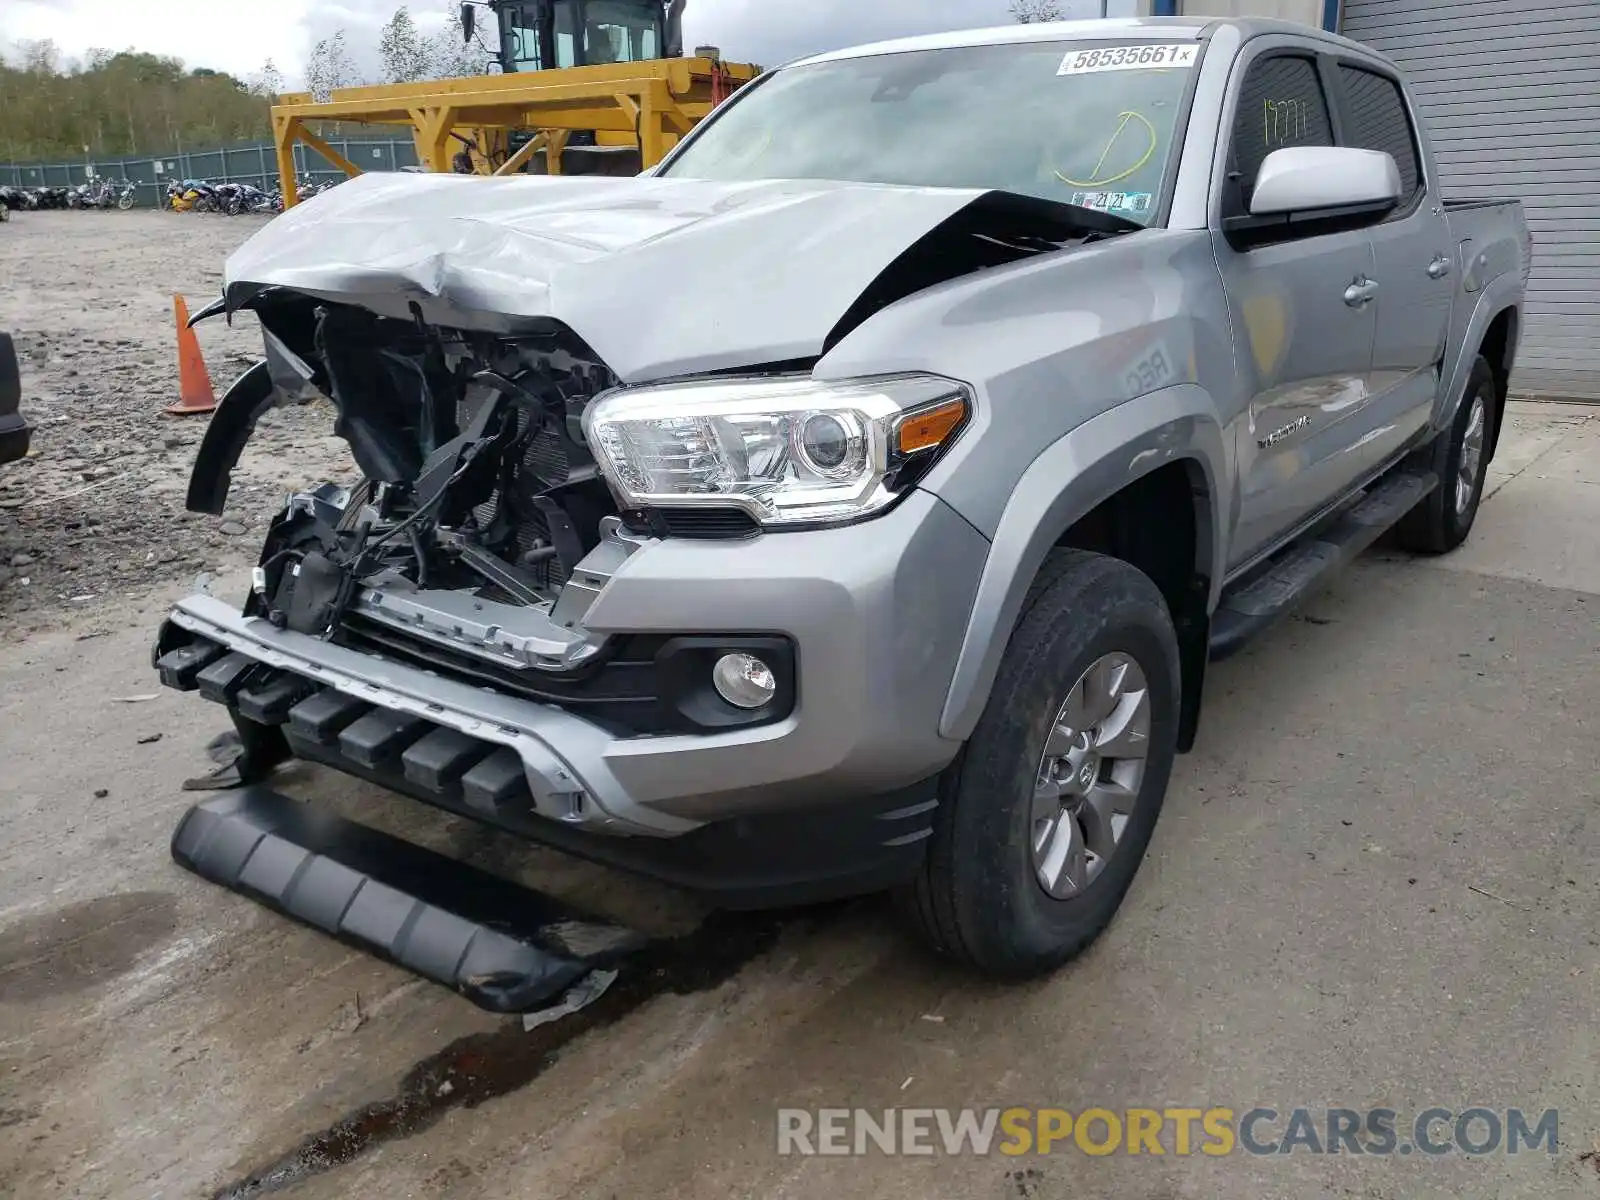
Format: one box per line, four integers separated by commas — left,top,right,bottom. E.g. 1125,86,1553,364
504,13,543,70
586,1,660,63
659,40,1202,224
551,2,580,67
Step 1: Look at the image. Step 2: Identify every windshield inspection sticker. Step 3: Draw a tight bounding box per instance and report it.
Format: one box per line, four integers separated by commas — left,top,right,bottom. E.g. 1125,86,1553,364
1058,44,1199,74
1070,191,1153,216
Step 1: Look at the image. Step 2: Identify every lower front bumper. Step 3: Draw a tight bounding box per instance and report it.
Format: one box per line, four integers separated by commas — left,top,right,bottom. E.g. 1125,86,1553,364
158,622,940,906
155,488,987,901
161,490,984,837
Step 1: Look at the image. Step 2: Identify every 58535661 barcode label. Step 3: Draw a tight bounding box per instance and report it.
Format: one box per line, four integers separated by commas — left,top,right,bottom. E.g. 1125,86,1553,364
1058,44,1199,75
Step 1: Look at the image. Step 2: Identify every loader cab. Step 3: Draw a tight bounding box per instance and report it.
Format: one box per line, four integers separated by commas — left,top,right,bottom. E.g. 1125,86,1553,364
486,0,669,72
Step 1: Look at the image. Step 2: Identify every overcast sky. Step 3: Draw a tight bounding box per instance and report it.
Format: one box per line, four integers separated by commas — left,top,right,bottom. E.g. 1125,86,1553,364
0,0,1123,85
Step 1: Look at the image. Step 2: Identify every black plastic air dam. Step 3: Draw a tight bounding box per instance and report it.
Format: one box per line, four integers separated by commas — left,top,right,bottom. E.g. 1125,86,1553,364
171,787,648,1013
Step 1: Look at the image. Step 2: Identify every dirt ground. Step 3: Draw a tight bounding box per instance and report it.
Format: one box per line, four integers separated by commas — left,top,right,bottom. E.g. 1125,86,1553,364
3,211,1600,1200
0,211,352,638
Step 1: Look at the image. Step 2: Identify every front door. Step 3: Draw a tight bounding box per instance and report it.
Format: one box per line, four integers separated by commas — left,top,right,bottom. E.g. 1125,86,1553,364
1213,50,1379,569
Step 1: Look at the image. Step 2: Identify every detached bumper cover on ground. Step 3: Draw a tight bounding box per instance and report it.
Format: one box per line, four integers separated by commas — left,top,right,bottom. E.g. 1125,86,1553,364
171,787,643,1012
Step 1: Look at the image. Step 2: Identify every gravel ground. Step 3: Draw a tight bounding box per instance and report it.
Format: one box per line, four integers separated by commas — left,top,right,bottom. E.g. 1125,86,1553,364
0,210,353,638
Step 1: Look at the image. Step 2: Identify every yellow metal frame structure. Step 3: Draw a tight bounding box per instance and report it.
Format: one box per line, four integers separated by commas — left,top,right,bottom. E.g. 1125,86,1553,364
270,57,758,207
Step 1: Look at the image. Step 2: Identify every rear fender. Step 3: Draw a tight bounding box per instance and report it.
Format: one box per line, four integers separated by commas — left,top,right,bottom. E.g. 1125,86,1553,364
1436,270,1522,442
938,384,1227,742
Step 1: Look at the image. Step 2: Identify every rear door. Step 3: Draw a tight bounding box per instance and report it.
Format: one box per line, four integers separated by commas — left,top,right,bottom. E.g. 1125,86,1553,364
1212,48,1378,568
1333,61,1452,453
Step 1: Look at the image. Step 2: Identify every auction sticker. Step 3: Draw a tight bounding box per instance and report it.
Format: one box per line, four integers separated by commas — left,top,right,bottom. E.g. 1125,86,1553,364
1070,191,1154,216
1058,44,1199,74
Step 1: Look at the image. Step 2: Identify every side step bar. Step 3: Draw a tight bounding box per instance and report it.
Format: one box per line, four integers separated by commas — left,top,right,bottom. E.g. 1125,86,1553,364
171,788,648,1013
1210,467,1437,661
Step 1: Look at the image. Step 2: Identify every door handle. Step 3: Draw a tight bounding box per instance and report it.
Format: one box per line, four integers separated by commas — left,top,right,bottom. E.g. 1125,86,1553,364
1427,255,1452,279
1343,277,1379,307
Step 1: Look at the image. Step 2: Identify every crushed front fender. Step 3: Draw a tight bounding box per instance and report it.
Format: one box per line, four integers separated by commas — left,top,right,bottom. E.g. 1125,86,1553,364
186,359,274,514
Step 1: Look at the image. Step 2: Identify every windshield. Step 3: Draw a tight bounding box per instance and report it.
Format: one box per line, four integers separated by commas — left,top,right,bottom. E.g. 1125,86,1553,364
661,40,1200,226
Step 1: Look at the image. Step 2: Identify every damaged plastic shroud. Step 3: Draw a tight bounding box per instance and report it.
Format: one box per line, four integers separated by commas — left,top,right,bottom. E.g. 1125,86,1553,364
172,787,647,1014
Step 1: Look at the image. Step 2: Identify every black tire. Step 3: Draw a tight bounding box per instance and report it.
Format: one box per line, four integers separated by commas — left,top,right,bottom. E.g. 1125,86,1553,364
897,549,1182,978
1396,355,1497,554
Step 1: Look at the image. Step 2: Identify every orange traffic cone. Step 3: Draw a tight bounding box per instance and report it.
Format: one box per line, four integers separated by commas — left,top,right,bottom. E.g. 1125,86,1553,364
164,294,217,416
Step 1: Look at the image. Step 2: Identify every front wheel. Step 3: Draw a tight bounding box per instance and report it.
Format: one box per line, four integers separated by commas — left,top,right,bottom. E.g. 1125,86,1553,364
118,193,134,211
898,549,1181,978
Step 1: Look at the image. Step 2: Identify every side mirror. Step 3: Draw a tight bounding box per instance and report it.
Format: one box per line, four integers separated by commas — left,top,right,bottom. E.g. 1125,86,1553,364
460,2,475,44
1249,146,1402,216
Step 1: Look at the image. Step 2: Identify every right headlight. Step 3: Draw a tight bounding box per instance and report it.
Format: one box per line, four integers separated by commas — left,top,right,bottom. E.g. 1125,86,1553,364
582,374,971,529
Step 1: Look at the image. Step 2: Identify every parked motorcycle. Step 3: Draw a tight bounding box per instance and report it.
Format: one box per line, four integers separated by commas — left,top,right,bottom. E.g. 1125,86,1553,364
116,179,138,210
230,183,276,214
187,181,220,213
295,174,340,203
212,182,243,214
85,177,118,210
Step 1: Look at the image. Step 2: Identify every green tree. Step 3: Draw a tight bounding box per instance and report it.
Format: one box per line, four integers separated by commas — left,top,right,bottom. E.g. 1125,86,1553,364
305,30,359,101
1011,0,1065,21
428,0,493,79
0,43,270,159
379,7,434,83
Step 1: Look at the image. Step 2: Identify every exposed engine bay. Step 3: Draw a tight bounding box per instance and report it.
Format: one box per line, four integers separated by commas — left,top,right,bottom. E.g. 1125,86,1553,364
240,298,637,675
185,174,1139,683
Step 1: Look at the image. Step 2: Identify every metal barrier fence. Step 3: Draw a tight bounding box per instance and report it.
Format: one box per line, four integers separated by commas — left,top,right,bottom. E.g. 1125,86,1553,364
0,137,421,206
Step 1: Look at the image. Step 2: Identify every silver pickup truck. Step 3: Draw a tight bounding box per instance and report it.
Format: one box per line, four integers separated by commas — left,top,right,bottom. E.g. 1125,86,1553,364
157,16,1529,979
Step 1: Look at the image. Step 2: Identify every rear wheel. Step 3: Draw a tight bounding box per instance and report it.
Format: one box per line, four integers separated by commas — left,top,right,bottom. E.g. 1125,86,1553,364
898,549,1181,978
1396,355,1496,554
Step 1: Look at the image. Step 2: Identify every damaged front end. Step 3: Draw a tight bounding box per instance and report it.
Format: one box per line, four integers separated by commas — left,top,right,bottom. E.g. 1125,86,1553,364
199,296,643,691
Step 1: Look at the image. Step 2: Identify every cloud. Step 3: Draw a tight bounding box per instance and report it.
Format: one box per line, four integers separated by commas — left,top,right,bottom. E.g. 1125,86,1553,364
2,0,1124,86
680,0,1021,68
1,0,315,80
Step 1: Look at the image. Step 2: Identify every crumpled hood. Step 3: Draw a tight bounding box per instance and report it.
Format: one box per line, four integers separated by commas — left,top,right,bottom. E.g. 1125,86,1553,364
224,170,995,382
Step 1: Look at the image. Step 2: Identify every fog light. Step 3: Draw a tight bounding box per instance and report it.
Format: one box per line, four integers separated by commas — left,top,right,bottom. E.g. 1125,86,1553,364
712,652,776,709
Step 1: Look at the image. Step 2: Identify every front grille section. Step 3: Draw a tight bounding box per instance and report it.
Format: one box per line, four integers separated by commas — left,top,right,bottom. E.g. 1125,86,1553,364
158,617,795,782
335,619,672,736
157,636,546,821
333,618,795,736
652,507,761,539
